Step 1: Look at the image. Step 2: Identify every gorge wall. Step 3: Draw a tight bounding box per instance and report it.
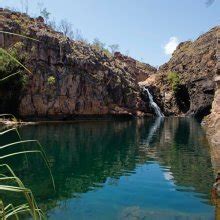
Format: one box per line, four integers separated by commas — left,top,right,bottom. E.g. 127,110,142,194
141,26,219,119
203,64,220,173
0,8,219,121
0,9,156,119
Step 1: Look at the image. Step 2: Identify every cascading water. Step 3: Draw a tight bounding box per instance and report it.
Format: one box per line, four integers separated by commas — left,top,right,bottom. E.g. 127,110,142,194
143,87,164,117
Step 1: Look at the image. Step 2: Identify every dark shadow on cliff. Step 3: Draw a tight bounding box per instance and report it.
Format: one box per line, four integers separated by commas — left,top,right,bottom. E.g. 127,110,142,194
0,75,23,116
175,85,190,114
194,105,212,122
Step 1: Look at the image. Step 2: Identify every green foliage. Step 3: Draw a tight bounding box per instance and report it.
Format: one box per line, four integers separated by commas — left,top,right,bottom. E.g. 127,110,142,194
47,76,56,85
0,115,55,219
92,38,106,51
92,38,113,57
102,48,112,57
0,33,37,115
0,42,29,114
167,71,180,93
0,42,23,73
21,74,29,86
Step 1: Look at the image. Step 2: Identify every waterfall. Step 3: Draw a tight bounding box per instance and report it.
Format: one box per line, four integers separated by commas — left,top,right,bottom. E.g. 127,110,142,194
143,87,164,117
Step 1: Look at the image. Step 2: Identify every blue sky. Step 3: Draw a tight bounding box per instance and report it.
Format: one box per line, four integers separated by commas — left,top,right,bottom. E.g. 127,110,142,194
1,0,219,66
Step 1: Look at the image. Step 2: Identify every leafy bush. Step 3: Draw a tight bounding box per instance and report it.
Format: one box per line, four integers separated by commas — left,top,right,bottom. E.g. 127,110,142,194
47,76,56,85
102,48,112,57
0,42,28,81
92,38,105,51
91,38,112,57
167,71,180,93
0,43,29,115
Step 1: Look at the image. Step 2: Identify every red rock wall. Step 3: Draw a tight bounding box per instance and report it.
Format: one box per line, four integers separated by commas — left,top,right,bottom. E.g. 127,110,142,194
0,9,155,119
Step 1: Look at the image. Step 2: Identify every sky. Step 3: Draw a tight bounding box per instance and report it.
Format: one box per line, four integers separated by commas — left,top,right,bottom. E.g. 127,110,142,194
0,0,219,66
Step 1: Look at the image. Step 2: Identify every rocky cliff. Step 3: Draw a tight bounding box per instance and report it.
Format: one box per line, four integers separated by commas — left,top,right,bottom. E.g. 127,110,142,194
204,77,220,173
114,52,157,82
0,9,156,119
1,9,219,121
141,26,219,119
203,59,220,173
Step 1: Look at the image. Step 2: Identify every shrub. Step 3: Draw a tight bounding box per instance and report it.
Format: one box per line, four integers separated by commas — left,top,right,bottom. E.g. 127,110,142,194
92,38,105,51
167,71,180,93
102,48,112,57
0,42,27,77
0,43,29,115
47,76,56,85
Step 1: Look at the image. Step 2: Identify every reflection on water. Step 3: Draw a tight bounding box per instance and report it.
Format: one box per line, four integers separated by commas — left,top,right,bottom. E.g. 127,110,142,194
0,118,216,219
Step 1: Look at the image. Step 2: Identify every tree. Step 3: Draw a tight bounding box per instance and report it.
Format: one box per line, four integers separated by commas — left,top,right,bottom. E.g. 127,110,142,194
40,8,50,23
109,44,119,54
58,19,74,39
92,38,105,50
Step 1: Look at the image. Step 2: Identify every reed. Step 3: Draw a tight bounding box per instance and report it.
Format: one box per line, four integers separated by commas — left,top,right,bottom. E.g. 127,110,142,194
0,31,54,219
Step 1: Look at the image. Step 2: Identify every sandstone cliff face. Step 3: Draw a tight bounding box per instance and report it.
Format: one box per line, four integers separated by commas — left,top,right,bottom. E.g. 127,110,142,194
142,27,219,118
203,31,220,172
203,75,220,173
1,9,219,120
0,9,156,119
114,52,157,82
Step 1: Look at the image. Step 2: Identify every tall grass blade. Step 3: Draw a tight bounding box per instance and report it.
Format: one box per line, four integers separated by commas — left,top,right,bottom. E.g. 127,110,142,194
0,31,40,42
0,71,21,82
0,140,55,190
0,48,32,74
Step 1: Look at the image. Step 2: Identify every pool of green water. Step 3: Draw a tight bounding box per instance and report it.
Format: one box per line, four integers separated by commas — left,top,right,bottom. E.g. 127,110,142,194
0,117,216,219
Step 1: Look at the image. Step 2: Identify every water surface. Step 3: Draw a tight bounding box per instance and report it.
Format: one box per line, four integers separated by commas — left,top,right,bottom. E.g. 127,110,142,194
1,118,215,219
